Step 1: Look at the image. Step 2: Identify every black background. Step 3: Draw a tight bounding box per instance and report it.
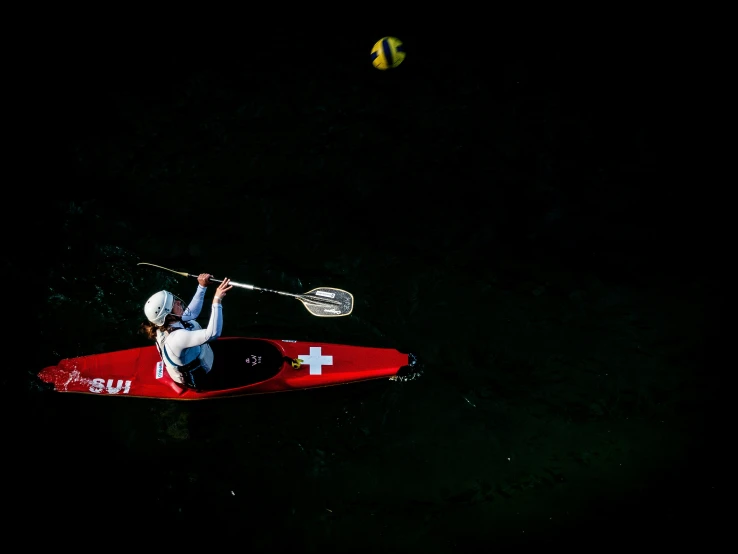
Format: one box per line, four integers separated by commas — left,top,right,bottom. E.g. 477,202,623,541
15,21,720,550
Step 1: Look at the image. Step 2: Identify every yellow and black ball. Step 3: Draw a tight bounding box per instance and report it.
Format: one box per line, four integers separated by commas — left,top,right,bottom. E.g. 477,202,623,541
370,36,406,70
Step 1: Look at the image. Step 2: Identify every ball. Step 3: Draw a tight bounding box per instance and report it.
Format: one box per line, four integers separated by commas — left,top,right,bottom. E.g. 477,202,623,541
370,36,406,70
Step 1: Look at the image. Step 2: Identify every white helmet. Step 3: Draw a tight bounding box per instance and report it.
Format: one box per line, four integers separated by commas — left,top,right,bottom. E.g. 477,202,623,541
144,290,174,326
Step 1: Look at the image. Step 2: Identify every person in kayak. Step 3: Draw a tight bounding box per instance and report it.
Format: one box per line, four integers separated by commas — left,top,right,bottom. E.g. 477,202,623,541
139,273,233,390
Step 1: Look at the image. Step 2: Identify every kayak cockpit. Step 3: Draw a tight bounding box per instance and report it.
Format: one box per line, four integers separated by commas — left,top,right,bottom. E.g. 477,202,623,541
200,338,285,391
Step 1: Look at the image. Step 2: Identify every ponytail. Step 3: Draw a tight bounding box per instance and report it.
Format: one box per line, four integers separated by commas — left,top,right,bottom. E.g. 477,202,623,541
139,320,158,341
140,314,183,341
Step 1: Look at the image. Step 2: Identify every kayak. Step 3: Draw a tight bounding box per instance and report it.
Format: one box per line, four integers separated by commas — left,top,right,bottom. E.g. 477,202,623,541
37,337,418,400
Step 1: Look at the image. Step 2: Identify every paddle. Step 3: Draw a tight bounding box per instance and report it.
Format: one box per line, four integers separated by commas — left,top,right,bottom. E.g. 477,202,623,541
138,262,353,317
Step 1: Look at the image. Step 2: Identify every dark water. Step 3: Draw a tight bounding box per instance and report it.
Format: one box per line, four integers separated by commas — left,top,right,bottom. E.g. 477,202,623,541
17,28,716,549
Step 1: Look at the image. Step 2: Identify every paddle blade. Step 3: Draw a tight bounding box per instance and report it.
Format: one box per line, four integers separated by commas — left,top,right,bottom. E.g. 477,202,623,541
299,287,354,317
137,262,191,278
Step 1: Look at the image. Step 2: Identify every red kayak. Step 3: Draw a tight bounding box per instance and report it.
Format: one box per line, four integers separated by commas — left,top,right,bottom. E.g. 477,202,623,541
37,337,418,400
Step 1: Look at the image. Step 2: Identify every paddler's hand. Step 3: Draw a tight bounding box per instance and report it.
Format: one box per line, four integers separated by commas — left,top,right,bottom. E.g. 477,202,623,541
197,273,212,287
213,277,233,304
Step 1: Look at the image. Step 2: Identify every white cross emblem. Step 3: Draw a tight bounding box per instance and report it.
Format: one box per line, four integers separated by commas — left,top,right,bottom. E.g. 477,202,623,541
299,346,333,375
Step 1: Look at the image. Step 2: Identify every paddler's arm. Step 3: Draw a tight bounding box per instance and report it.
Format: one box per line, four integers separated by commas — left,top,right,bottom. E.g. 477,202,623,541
173,277,233,347
184,273,212,320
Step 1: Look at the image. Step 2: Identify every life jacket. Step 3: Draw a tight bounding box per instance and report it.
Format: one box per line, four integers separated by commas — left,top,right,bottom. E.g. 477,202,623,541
156,320,214,389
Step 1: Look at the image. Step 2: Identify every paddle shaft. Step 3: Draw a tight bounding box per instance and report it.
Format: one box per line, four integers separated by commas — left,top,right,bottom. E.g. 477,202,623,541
208,277,341,306
207,276,300,300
